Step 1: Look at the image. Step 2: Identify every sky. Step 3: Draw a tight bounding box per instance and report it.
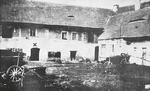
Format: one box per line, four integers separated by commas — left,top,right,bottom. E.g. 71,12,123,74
28,0,149,9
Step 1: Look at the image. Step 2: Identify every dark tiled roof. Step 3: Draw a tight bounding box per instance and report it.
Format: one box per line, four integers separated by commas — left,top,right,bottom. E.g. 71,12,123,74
0,0,114,28
99,7,150,40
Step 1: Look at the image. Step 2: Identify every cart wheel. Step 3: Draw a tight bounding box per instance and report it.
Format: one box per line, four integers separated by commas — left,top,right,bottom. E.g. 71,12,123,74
6,65,24,83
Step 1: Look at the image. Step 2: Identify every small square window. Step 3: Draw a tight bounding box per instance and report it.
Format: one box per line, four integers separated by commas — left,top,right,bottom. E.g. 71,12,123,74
61,31,67,40
101,44,106,48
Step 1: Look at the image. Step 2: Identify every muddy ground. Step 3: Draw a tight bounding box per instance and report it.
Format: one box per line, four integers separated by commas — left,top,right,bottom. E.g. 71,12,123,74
1,63,149,91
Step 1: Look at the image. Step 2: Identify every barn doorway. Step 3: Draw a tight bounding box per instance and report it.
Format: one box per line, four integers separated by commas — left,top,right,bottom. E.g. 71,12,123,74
30,44,40,61
70,51,77,61
95,46,99,61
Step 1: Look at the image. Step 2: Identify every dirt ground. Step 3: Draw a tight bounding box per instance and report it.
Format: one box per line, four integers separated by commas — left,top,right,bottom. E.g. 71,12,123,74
1,63,149,91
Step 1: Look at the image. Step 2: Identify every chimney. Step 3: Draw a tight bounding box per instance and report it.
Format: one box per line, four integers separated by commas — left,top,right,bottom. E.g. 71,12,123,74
112,4,119,13
135,0,141,10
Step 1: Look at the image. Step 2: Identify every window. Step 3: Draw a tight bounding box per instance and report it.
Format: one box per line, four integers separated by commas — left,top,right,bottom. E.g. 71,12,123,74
78,33,82,41
101,44,106,48
2,25,13,38
72,32,77,40
101,44,106,55
61,31,67,40
48,52,55,58
87,32,94,43
112,44,114,52
30,28,36,36
82,32,87,41
133,47,137,51
48,52,61,58
13,27,20,37
70,51,77,61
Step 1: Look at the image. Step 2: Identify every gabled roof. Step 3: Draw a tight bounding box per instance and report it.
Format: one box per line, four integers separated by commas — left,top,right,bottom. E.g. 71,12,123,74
115,1,150,14
0,0,114,28
99,7,150,40
141,0,150,9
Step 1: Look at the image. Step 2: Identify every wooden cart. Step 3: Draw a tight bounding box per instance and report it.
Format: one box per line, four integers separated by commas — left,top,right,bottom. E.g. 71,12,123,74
0,49,26,83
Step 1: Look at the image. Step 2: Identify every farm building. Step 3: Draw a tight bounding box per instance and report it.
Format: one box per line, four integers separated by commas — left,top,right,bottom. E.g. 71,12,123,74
98,6,150,66
0,0,114,62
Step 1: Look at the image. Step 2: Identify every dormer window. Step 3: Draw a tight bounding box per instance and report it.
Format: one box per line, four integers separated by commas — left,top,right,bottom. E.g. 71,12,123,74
68,15,74,17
